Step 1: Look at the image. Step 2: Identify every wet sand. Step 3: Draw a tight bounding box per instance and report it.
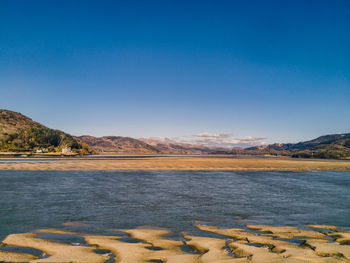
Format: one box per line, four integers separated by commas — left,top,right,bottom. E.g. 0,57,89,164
1,223,349,262
0,155,350,171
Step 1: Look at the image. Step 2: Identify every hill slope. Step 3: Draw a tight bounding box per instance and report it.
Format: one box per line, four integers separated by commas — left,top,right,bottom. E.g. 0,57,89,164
75,135,160,154
76,136,213,154
139,138,212,154
0,110,91,154
218,133,350,159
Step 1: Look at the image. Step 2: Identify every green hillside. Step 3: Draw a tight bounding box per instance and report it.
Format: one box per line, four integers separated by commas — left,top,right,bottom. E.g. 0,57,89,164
0,109,91,155
290,133,350,159
216,133,350,160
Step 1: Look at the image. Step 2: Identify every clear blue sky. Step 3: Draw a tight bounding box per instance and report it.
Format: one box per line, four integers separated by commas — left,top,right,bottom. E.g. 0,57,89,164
1,0,349,145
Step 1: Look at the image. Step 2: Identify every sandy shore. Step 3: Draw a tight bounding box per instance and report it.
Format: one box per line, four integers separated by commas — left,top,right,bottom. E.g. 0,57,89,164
0,155,349,171
1,223,349,262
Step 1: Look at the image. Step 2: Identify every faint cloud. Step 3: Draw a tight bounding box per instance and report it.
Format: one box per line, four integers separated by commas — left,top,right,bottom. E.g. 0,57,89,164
236,136,266,142
194,132,233,139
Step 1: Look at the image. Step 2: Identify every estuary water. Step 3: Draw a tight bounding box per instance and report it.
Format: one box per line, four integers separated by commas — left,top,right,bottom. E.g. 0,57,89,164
0,170,349,241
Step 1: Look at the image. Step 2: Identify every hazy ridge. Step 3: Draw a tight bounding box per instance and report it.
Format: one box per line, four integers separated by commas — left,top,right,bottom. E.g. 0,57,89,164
215,134,350,159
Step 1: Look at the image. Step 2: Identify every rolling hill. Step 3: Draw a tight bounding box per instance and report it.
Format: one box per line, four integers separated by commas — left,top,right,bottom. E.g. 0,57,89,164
0,109,91,155
76,136,212,154
1,109,349,159
139,138,212,154
216,133,350,159
75,135,160,154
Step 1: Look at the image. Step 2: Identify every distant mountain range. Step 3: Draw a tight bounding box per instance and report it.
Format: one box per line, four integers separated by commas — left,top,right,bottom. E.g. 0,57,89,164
138,138,212,154
75,135,160,154
213,134,350,159
75,136,212,154
0,109,211,155
1,109,349,159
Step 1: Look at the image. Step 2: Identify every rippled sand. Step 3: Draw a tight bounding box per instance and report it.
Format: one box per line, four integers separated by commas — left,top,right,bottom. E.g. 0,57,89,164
1,223,349,262
0,155,349,171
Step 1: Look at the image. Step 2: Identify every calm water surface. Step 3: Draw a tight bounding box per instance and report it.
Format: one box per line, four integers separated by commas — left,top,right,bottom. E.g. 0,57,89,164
0,170,349,240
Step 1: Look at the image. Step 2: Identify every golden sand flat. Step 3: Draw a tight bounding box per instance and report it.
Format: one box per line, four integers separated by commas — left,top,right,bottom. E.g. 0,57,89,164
1,223,349,263
0,155,350,171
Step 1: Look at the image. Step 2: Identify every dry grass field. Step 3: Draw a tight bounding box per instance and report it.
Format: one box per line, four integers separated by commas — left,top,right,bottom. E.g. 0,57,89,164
0,155,349,171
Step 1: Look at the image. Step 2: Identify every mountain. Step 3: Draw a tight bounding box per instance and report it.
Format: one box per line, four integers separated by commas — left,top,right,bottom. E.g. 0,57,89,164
214,133,350,159
3,109,348,159
75,135,160,154
0,109,91,155
139,138,212,154
76,136,212,154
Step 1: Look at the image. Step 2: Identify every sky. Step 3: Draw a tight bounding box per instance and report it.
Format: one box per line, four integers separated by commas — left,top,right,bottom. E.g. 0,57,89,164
0,0,349,147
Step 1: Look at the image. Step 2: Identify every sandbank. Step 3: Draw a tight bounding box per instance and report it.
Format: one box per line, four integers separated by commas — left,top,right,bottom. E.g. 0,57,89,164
1,223,349,262
0,155,349,171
